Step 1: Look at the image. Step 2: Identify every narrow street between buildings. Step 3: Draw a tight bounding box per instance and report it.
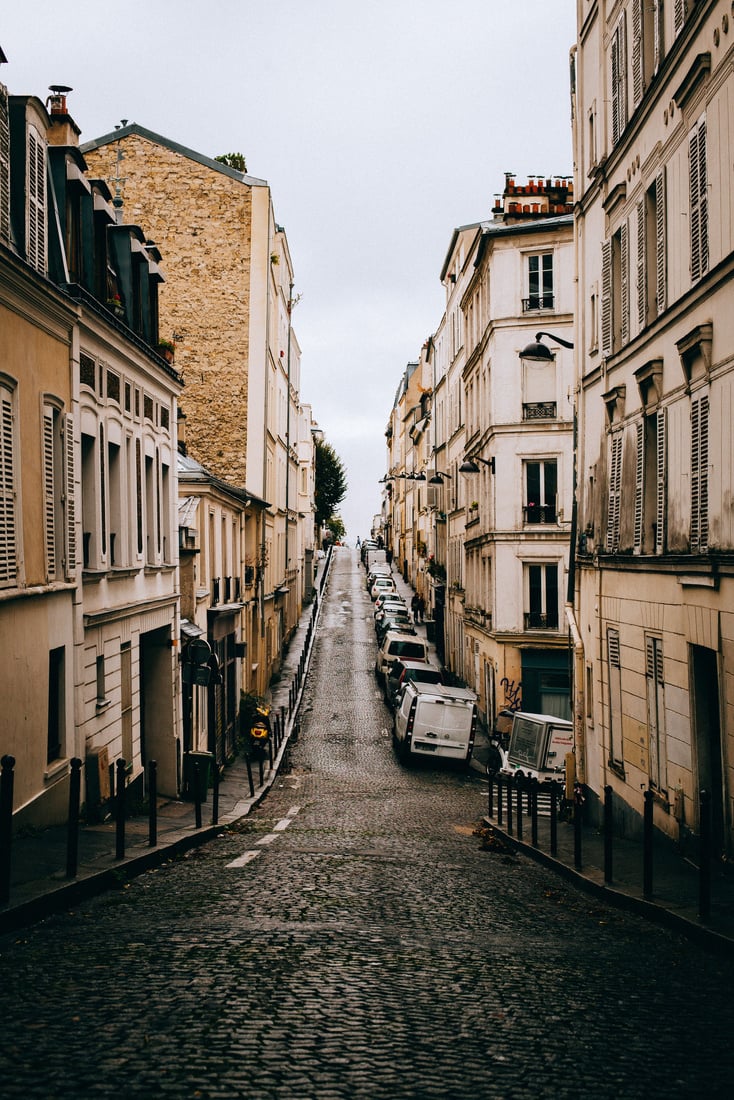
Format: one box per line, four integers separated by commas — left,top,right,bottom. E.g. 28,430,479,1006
1,549,733,1100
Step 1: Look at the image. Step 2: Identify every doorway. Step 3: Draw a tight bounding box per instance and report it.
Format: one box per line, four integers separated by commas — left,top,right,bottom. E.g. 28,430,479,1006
691,645,727,855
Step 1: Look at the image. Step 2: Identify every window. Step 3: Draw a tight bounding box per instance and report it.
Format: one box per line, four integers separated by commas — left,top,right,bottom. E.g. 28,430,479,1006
526,253,553,311
689,116,708,284
634,410,667,555
96,653,106,705
524,563,559,630
0,377,18,587
522,357,557,421
27,124,46,275
646,635,667,793
690,393,709,552
524,460,557,524
607,628,624,771
638,171,666,329
42,403,76,582
610,12,628,147
606,431,623,552
0,83,10,243
47,646,65,765
631,0,663,109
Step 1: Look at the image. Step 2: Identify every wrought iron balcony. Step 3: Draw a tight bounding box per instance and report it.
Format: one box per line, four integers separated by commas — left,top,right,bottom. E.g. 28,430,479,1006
522,401,557,421
524,611,559,630
522,295,555,312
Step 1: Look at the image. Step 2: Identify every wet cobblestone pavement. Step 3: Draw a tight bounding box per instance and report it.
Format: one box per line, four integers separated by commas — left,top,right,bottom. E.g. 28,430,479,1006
1,549,734,1098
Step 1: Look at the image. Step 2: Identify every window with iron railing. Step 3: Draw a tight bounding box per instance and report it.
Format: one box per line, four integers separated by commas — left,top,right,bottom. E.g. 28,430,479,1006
524,563,559,630
527,253,553,313
524,460,558,524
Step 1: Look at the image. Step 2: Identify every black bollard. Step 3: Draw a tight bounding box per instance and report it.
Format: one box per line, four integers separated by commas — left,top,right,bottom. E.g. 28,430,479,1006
550,780,558,856
530,778,539,848
245,755,255,797
574,784,583,871
603,785,614,885
643,789,654,898
258,755,264,787
280,705,286,733
66,758,82,878
0,754,16,904
699,789,711,921
516,779,524,841
487,771,494,819
193,759,203,829
115,758,127,860
497,773,503,826
211,755,219,826
148,760,158,847
506,775,513,835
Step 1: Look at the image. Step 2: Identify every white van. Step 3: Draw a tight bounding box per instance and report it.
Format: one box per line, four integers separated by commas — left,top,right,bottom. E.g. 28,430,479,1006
501,711,573,784
375,631,428,684
392,681,477,764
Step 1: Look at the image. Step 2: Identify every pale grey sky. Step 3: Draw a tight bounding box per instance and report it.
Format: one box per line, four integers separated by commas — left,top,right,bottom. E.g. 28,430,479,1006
2,0,577,538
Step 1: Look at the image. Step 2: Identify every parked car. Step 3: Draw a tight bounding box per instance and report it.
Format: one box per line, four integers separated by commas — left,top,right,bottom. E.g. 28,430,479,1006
366,566,391,592
392,681,478,765
376,615,416,645
374,593,407,616
383,658,444,706
375,631,429,685
500,711,573,784
371,576,397,600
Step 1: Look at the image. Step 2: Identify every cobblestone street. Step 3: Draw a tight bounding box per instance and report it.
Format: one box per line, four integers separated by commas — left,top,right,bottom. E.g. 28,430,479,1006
1,549,734,1099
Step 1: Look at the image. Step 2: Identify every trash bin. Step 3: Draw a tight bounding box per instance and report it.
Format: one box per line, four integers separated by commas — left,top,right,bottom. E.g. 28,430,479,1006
425,619,436,644
185,751,213,802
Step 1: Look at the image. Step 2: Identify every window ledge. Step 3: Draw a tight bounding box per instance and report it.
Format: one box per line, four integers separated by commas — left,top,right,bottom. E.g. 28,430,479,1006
44,758,69,783
96,698,111,714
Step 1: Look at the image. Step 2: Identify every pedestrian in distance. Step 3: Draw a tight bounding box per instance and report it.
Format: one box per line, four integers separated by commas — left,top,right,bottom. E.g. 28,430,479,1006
411,594,419,620
417,594,425,622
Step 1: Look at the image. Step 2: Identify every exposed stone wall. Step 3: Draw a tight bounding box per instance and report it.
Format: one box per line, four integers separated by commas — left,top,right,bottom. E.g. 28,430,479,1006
84,134,253,486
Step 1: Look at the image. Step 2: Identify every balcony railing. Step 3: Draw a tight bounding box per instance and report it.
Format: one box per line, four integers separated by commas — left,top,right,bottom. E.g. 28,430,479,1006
523,401,557,421
523,503,557,524
524,611,559,630
522,295,555,312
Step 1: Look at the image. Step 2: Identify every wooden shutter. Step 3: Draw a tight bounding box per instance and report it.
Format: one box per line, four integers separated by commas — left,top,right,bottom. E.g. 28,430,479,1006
653,0,663,75
63,414,76,576
27,125,46,275
655,169,666,312
611,25,621,146
633,421,644,554
43,406,57,581
620,220,629,346
0,384,17,585
607,627,623,766
601,239,613,356
674,0,686,37
655,407,666,555
637,198,646,328
606,431,623,553
689,119,708,283
631,0,644,108
690,394,709,553
0,84,10,243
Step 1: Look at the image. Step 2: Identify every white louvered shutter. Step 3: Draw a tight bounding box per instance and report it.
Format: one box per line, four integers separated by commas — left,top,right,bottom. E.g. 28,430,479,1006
631,0,644,109
27,125,47,275
633,421,644,554
0,385,17,586
620,221,629,346
655,169,666,313
690,394,709,553
637,198,646,329
655,408,666,555
606,431,623,553
674,0,686,37
601,239,613,356
689,119,708,283
64,414,77,577
0,84,10,243
43,406,57,580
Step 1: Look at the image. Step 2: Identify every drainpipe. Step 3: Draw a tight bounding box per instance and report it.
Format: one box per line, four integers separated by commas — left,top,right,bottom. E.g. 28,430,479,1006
566,398,586,784
259,199,273,643
284,278,293,627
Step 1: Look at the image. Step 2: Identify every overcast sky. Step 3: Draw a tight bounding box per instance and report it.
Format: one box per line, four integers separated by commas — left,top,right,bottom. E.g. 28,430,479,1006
2,0,577,539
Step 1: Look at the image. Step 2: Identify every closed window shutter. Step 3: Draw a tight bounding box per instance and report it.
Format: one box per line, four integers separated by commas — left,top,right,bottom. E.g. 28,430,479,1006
620,220,629,345
634,421,644,554
601,239,612,356
27,125,46,275
674,0,686,37
637,198,646,328
0,84,10,243
653,0,663,75
64,414,76,576
611,27,621,146
606,431,623,553
655,408,666,555
690,394,709,552
631,0,644,108
655,169,666,312
0,385,17,585
43,406,57,581
689,118,708,283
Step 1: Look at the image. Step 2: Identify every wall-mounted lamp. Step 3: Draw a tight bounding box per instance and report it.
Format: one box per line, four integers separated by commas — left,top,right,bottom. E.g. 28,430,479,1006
459,455,495,474
519,331,575,362
428,470,453,485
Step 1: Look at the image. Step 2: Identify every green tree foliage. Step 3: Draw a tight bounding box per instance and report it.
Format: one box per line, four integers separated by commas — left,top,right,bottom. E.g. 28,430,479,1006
215,152,248,172
315,438,347,530
326,515,346,542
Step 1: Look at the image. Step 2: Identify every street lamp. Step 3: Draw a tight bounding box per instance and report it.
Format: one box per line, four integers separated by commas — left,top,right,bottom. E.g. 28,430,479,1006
459,455,495,474
519,331,575,362
428,470,452,485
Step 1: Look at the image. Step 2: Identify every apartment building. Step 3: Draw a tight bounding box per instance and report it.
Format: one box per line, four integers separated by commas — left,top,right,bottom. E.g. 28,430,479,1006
572,0,734,853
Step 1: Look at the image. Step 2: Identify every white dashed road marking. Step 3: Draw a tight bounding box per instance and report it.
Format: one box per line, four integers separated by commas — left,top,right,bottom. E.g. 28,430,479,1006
227,806,301,867
226,850,262,868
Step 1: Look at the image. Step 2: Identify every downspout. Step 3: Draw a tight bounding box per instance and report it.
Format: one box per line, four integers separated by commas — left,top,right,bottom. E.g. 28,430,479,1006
259,198,273,642
284,278,293,618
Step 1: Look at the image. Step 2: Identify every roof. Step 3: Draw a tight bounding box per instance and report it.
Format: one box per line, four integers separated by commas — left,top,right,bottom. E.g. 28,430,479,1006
177,452,269,508
80,123,268,188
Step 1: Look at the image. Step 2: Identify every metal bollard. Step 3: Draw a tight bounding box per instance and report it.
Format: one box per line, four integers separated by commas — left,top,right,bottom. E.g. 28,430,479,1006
487,771,494,819
573,784,583,870
643,789,654,898
497,773,504,826
115,758,127,860
211,755,219,826
66,758,82,878
603,785,614,885
530,778,539,848
550,780,558,857
506,775,513,836
148,760,158,847
193,759,203,829
245,756,255,797
0,754,16,903
699,789,711,921
258,756,264,787
516,779,524,841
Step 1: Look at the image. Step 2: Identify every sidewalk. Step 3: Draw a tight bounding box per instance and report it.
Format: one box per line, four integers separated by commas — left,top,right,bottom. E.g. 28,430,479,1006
383,558,734,955
0,557,331,935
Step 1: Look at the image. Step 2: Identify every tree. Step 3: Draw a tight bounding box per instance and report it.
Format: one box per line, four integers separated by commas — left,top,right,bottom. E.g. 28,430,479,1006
215,152,247,172
326,515,346,543
314,438,347,531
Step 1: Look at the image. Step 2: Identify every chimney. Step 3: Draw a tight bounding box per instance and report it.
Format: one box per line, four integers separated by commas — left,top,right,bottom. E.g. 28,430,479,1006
46,85,81,147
